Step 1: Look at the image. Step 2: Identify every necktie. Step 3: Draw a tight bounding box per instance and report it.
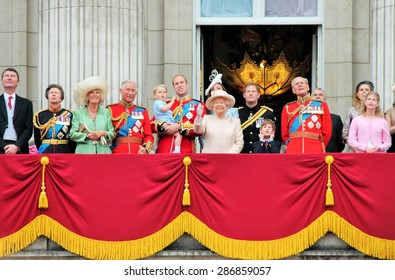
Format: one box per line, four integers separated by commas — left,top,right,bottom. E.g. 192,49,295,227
7,96,12,110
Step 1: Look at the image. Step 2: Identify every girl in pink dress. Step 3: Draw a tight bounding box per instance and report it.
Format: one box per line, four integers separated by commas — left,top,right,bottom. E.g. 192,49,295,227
348,91,391,153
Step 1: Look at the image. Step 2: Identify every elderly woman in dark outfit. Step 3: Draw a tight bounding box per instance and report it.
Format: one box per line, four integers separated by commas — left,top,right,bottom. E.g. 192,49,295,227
33,84,75,153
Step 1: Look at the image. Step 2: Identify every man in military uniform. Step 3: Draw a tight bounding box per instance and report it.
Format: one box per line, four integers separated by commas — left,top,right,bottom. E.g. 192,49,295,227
151,74,206,153
281,77,332,153
107,80,154,154
238,82,276,153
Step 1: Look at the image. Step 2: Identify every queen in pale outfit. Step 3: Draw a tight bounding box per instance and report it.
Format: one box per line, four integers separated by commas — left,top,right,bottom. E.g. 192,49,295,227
194,90,243,153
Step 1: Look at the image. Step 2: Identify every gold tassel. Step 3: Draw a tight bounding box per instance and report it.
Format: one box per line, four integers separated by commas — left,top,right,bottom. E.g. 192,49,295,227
38,156,50,209
326,189,334,206
182,156,192,206
39,189,48,209
325,155,334,206
182,189,190,206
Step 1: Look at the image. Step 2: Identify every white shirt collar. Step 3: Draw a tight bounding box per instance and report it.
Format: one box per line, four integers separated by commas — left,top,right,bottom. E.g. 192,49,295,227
4,92,16,98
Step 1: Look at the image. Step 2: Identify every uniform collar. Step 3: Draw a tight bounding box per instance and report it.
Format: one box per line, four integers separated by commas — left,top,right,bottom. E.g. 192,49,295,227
176,95,192,103
49,106,62,113
120,99,134,108
297,94,312,103
247,103,261,112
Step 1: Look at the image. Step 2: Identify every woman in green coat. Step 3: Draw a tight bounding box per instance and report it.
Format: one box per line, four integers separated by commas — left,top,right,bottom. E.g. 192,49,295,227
70,76,116,154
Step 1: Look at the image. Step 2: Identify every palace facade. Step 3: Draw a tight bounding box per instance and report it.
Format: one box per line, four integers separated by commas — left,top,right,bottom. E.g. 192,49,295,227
1,0,394,260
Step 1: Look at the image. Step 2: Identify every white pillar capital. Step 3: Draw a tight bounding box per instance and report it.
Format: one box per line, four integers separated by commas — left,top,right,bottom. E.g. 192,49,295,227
371,0,395,110
38,0,144,111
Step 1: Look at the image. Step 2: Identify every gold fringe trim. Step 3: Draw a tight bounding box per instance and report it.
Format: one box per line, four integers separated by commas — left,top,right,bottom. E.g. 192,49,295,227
38,156,49,209
0,216,43,257
185,211,395,260
47,215,186,260
1,212,395,259
183,212,327,260
182,156,192,206
327,210,395,259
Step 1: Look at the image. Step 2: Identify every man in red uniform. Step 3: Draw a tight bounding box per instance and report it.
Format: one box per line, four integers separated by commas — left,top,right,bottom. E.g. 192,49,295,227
107,80,154,154
281,77,332,153
151,74,206,153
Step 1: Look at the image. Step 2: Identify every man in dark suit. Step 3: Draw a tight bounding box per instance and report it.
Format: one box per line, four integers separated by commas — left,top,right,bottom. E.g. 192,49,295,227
311,88,345,153
0,68,33,154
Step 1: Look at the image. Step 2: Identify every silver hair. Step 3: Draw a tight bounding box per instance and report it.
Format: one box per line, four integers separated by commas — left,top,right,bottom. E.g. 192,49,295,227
120,80,137,89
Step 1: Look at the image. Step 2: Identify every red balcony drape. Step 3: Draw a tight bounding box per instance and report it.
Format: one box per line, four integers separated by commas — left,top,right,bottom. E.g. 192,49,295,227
0,153,394,259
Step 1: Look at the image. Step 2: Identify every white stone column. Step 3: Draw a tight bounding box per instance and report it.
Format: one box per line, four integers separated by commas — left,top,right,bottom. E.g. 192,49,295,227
371,0,395,110
38,0,144,111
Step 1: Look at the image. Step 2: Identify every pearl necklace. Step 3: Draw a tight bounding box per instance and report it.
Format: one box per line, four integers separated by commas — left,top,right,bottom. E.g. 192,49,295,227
87,107,98,120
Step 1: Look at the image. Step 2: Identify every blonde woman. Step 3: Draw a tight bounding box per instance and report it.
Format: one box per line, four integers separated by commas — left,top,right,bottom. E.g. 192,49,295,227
70,76,115,154
342,80,374,145
348,91,391,153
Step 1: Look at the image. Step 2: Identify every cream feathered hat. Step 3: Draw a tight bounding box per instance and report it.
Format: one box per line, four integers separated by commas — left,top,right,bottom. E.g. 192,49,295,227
204,69,223,96
73,76,108,106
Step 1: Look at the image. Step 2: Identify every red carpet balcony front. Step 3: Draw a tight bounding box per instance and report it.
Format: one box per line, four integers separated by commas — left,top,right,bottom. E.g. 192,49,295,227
0,153,394,259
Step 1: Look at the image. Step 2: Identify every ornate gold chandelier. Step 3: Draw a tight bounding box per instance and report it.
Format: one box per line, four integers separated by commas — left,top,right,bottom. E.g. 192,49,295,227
216,51,310,97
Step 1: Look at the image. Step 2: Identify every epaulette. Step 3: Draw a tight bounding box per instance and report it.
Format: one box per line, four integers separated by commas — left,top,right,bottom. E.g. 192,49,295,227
285,100,298,106
106,103,118,108
34,108,73,116
34,108,48,116
260,105,274,112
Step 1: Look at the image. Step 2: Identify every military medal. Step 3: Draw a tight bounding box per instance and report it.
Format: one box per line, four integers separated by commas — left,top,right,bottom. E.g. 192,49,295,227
186,112,193,120
256,118,263,128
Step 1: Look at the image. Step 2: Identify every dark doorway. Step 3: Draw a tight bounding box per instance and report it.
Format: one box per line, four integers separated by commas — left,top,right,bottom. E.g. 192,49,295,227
201,25,317,120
